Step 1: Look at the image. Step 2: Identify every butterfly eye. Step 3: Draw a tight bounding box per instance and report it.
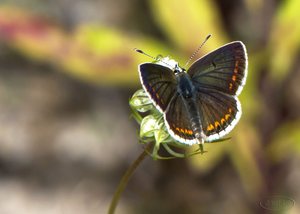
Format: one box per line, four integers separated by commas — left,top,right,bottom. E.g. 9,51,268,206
174,64,184,74
154,54,163,62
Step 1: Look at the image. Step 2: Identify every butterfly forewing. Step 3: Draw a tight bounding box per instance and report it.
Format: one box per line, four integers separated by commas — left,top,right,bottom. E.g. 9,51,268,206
188,41,247,96
139,63,177,112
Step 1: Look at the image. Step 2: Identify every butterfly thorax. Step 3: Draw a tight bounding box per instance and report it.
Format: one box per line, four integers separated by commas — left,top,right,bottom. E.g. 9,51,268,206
176,72,195,99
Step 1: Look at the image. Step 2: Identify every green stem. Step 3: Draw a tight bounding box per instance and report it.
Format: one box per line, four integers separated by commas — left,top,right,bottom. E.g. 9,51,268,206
108,143,152,214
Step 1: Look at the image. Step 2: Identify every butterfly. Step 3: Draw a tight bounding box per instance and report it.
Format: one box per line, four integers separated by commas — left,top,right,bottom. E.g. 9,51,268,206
138,41,248,145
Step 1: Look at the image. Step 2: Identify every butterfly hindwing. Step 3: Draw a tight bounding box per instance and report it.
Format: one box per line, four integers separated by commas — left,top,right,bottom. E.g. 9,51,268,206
164,93,197,144
188,41,247,96
139,63,177,112
195,88,241,141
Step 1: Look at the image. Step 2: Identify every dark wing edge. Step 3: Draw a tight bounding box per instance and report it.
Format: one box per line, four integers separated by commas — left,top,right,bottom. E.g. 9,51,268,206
138,63,177,113
233,41,248,96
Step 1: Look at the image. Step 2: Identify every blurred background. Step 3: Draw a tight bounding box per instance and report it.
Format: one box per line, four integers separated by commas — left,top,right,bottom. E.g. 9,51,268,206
0,0,300,213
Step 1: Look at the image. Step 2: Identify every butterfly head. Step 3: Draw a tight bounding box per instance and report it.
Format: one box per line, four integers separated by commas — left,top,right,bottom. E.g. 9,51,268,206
134,49,186,75
155,56,185,74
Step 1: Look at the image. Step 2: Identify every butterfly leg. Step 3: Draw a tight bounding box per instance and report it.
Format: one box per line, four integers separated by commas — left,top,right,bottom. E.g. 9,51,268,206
196,132,208,154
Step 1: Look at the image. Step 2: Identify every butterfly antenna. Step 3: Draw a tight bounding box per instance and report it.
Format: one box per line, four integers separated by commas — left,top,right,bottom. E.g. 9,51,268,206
134,48,173,68
134,48,157,61
184,34,212,68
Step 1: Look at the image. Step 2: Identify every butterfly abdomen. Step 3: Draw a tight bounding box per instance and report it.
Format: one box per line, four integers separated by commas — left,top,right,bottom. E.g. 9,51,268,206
186,98,206,142
177,73,206,142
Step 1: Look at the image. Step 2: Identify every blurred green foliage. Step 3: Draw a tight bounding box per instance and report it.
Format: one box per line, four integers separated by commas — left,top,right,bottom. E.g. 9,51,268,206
1,0,300,205
269,0,300,81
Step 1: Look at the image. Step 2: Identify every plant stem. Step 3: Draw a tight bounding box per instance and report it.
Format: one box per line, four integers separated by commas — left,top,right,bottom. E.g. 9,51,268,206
108,143,152,214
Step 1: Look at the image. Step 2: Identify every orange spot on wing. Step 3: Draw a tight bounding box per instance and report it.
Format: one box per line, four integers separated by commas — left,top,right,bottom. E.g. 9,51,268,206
175,127,193,135
184,129,193,135
214,121,220,128
229,83,233,90
232,75,236,81
234,61,239,73
207,124,214,131
221,118,226,125
225,114,230,120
